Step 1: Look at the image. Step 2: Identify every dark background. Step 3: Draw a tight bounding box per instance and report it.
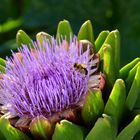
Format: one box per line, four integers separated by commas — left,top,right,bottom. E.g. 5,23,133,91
0,0,140,66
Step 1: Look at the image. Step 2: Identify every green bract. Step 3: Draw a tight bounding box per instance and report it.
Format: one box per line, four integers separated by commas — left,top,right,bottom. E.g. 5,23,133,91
0,20,140,140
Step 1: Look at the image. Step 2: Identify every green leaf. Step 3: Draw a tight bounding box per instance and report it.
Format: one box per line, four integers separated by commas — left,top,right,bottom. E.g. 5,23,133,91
78,20,94,44
16,30,33,48
104,79,126,127
81,89,104,126
56,20,73,43
52,120,85,140
0,116,31,140
125,62,140,92
125,65,140,111
116,115,140,140
119,57,140,79
95,30,110,52
103,44,117,90
99,30,120,76
85,114,117,140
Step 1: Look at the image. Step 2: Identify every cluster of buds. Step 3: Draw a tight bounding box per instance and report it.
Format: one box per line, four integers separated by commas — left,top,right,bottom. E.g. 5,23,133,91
0,20,140,140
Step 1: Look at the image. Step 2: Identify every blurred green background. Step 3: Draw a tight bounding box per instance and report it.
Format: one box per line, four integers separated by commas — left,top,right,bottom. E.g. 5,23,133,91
0,0,140,66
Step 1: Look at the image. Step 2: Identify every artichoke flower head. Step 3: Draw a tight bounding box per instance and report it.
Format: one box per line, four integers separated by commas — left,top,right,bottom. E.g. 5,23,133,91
0,33,104,136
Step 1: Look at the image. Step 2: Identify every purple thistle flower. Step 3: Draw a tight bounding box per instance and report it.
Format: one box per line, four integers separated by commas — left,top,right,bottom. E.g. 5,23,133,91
0,37,100,119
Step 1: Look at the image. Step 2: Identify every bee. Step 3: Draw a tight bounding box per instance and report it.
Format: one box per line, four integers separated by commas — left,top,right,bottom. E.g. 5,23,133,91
74,63,88,75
